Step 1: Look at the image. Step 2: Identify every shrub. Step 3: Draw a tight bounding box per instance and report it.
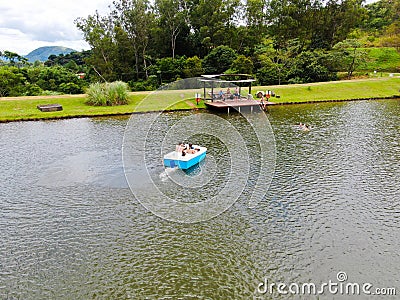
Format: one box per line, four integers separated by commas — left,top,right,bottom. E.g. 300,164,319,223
107,81,129,105
86,81,129,106
129,76,158,91
59,82,82,94
25,83,43,96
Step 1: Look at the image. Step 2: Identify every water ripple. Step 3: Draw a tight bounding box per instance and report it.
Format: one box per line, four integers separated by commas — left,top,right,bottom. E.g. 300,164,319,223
0,101,399,298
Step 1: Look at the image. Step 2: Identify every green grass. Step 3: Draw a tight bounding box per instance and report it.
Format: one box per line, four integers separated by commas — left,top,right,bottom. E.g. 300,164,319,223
257,77,400,103
0,91,205,122
0,77,398,122
360,47,400,72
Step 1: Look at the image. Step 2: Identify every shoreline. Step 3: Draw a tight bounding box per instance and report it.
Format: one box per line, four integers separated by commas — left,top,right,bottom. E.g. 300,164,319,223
1,77,399,123
1,96,399,123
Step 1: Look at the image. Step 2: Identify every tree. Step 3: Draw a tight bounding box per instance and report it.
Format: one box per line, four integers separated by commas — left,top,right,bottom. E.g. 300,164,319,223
75,12,118,81
0,67,26,96
333,39,367,78
381,21,400,51
228,55,254,74
188,0,241,50
183,56,204,77
255,39,300,85
202,45,238,74
150,56,186,82
155,0,188,59
267,0,317,49
267,0,364,50
314,0,365,49
286,50,336,83
1,51,28,67
363,0,400,32
112,0,155,80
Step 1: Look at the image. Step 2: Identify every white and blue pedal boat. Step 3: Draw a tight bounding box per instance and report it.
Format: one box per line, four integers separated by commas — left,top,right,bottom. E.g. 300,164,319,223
163,145,207,170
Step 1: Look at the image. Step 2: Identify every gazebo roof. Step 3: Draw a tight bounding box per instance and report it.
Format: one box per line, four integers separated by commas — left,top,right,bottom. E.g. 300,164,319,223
199,74,255,84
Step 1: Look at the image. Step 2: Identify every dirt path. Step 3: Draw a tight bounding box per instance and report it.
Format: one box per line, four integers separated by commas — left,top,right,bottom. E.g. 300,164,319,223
1,77,397,101
0,91,152,101
185,100,197,108
0,94,86,101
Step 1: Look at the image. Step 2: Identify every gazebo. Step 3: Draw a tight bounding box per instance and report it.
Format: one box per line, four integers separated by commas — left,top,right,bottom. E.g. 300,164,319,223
199,74,255,101
198,74,263,113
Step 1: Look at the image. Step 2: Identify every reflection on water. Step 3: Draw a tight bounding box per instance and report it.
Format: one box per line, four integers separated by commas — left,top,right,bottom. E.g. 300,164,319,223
0,100,399,299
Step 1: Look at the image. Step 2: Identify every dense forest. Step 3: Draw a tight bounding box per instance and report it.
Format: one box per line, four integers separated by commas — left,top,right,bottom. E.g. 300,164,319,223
1,0,399,97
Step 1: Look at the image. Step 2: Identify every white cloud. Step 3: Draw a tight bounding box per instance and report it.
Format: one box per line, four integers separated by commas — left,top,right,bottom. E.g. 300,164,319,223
0,0,111,55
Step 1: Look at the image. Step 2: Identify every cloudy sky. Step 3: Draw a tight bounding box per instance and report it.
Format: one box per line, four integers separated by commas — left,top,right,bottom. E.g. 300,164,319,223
0,0,111,55
1,0,380,56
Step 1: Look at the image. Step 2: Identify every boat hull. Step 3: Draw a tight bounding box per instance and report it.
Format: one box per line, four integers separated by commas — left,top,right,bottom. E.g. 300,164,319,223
163,146,207,169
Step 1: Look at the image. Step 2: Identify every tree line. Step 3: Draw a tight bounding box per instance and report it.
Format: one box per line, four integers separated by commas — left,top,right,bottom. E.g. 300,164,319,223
74,0,399,84
0,0,399,97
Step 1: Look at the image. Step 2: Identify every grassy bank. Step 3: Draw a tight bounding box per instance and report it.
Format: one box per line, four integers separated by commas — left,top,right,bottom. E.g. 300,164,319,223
0,77,399,122
0,92,206,122
258,77,400,103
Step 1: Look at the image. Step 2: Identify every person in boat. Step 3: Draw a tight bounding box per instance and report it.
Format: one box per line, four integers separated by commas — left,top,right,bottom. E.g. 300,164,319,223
181,143,188,156
176,142,186,153
186,144,198,154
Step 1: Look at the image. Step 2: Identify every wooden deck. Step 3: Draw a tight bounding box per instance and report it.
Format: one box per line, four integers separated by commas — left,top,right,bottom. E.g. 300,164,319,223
205,99,275,112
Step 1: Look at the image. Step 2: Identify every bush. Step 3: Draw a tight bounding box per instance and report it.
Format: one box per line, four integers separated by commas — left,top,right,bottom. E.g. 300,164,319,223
107,81,129,105
129,76,159,91
59,82,82,94
86,81,129,106
25,83,43,96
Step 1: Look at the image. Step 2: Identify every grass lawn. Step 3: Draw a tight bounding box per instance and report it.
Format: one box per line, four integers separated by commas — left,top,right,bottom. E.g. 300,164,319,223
0,91,206,122
257,77,400,103
0,77,399,122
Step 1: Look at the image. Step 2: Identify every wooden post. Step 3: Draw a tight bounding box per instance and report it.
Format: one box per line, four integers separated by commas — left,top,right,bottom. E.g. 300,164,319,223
211,81,214,102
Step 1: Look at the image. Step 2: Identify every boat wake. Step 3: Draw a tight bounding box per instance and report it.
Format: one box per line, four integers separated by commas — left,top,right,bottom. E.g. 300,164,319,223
159,167,178,182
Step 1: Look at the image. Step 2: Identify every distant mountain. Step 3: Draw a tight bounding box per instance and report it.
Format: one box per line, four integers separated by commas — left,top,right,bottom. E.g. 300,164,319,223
25,46,77,62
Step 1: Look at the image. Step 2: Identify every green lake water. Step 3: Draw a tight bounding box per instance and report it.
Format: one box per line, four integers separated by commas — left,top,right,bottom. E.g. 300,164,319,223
0,99,399,299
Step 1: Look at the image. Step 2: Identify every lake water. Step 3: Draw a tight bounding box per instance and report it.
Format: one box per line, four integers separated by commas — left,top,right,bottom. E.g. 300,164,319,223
0,99,399,299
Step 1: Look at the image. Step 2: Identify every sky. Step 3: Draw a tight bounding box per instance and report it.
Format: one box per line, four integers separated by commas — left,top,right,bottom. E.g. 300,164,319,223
0,0,111,55
1,0,380,56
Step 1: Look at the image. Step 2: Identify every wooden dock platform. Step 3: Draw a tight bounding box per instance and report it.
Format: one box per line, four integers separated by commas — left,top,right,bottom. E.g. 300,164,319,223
205,99,275,112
